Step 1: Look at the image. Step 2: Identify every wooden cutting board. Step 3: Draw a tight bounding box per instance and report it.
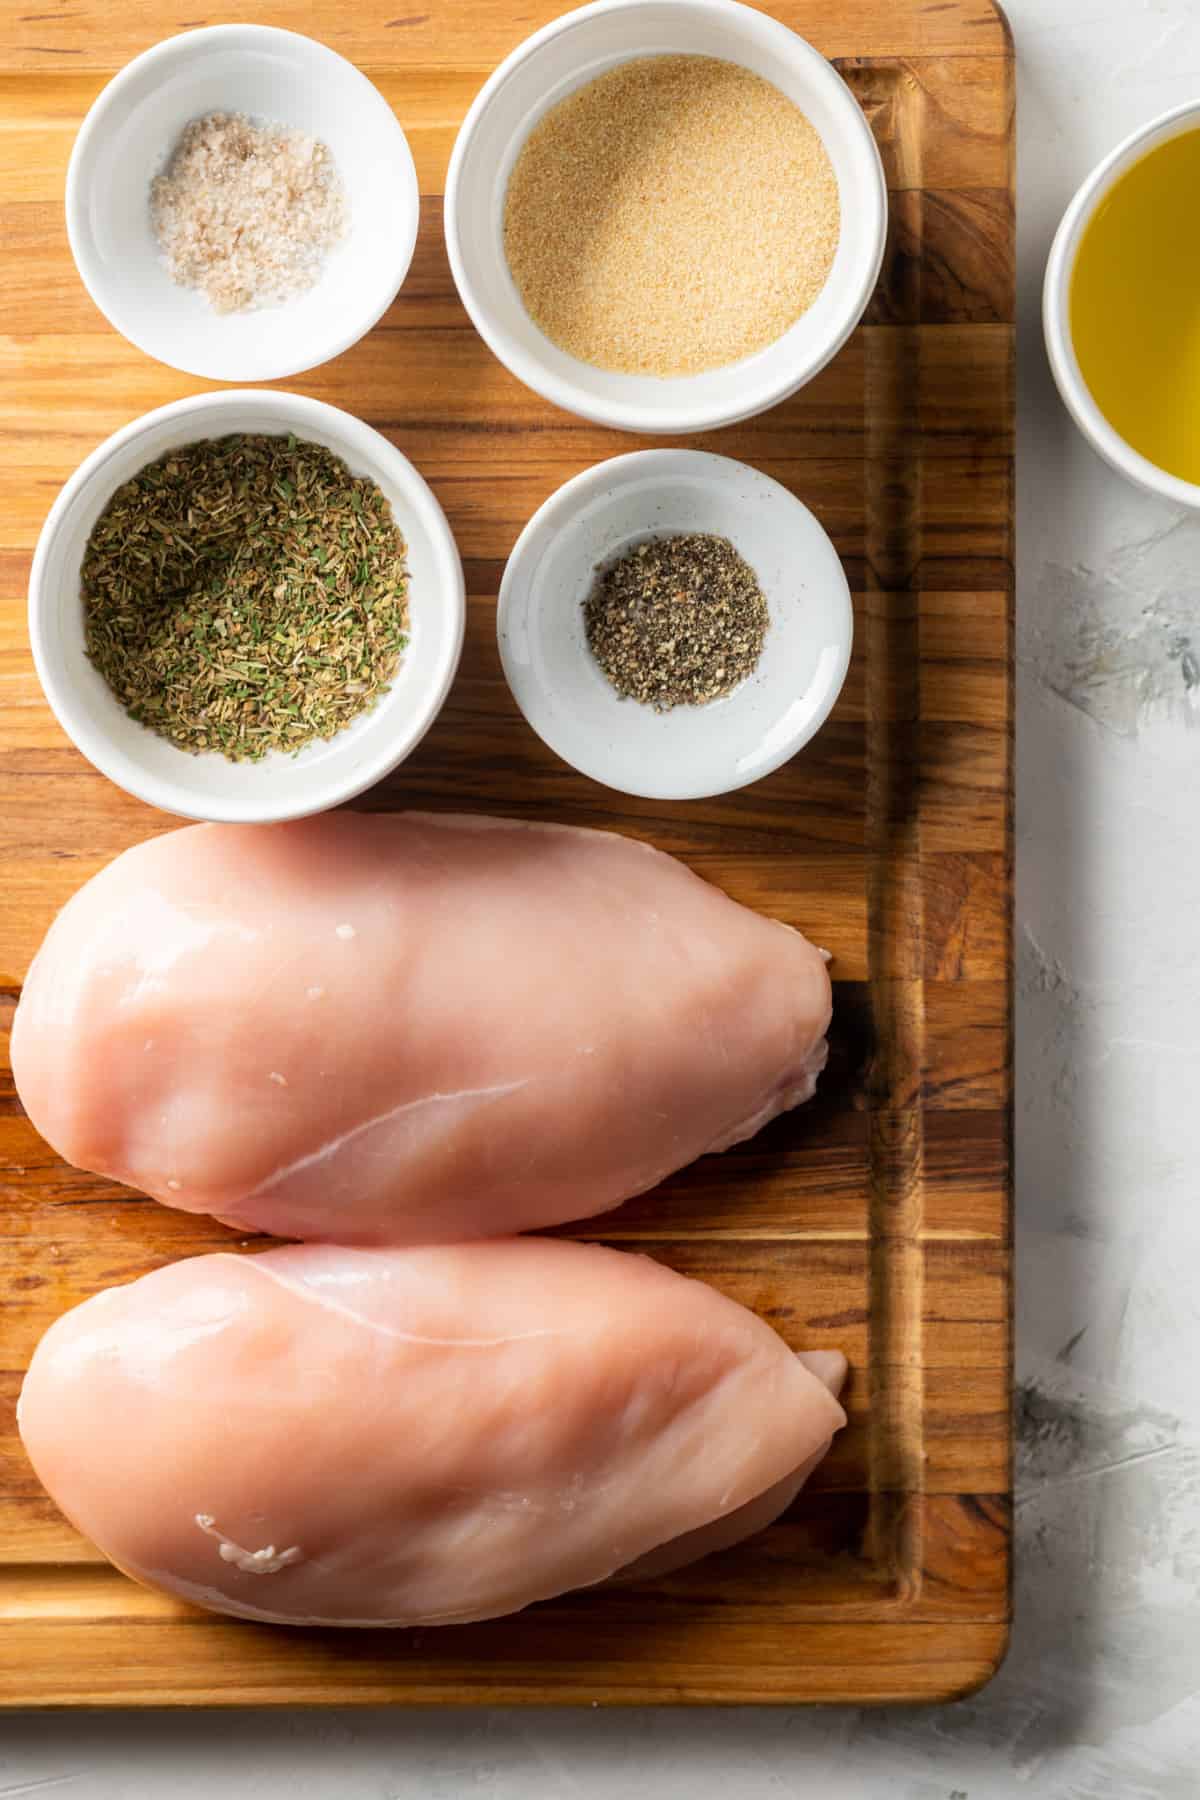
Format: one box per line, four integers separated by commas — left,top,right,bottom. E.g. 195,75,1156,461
0,0,1013,1706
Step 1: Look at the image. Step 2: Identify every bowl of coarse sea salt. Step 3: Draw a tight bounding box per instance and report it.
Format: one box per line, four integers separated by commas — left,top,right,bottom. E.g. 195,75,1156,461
66,25,419,382
446,0,887,434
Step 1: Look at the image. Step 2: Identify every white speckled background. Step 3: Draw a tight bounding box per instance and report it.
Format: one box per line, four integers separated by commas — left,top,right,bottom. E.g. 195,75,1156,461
6,0,1200,1790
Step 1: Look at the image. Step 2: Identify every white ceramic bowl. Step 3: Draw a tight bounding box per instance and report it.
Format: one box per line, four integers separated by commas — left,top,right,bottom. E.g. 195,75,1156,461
67,26,419,383
29,391,465,824
1045,99,1200,508
498,450,852,799
445,0,887,435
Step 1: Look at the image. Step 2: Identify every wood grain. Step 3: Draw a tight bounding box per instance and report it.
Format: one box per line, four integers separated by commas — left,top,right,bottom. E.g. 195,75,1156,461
0,0,1014,1706
0,1,1012,72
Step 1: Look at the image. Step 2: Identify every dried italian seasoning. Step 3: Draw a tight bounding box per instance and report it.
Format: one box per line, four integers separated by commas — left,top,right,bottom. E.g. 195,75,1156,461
583,533,769,711
82,433,409,761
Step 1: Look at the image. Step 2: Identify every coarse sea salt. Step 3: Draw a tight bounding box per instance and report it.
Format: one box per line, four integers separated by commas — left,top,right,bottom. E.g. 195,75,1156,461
150,111,348,314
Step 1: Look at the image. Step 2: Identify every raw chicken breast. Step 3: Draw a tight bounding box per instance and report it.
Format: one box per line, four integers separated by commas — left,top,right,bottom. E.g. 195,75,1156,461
12,812,831,1243
619,1349,847,1581
18,1239,848,1626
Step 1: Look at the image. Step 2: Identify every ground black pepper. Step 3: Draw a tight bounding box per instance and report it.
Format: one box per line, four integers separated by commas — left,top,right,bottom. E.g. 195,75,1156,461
583,533,769,711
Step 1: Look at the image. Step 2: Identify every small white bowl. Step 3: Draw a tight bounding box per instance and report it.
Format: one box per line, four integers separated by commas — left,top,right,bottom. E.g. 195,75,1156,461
29,390,465,824
498,450,852,799
1044,99,1200,509
67,26,419,383
445,0,887,435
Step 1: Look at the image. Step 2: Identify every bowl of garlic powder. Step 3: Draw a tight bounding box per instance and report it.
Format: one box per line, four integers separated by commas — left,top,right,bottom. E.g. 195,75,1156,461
66,25,419,382
445,0,887,434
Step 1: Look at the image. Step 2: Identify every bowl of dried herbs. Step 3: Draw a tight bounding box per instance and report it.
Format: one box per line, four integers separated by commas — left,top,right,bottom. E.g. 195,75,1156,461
29,390,464,822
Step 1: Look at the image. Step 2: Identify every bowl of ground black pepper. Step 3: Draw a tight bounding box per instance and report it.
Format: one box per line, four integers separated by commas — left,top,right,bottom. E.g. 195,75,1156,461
497,450,852,799
28,390,464,823
446,0,886,434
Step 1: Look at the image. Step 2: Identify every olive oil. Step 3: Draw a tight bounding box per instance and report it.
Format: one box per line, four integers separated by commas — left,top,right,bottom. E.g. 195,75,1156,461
1071,128,1200,485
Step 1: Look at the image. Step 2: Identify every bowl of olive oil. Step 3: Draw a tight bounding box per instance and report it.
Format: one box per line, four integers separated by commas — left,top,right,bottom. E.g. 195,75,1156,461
1045,100,1200,506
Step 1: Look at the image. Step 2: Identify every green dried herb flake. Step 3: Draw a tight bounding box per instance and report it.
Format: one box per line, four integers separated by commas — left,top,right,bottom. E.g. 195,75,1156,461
81,433,411,762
